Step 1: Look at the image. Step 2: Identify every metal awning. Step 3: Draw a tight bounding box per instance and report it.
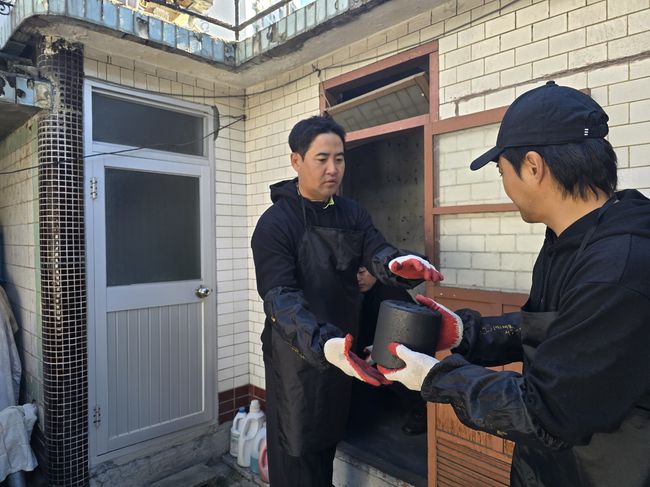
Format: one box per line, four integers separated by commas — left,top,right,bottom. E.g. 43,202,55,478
326,72,429,133
0,70,50,139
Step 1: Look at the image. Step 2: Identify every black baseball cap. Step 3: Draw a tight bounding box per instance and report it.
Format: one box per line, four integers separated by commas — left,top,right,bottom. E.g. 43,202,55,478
470,81,609,170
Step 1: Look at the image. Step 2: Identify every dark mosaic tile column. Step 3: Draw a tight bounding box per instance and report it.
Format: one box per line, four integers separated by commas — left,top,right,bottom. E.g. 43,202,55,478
37,37,88,487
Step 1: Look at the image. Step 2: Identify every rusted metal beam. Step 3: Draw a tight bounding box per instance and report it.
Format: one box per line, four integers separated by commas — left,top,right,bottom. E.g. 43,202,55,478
238,0,293,31
144,0,237,31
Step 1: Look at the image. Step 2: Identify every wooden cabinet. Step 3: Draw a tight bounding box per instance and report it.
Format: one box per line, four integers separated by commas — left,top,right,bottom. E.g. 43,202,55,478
426,286,526,487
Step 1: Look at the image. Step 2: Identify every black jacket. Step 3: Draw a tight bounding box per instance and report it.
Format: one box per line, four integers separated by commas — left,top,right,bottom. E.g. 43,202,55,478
252,178,416,364
251,179,418,454
421,189,650,486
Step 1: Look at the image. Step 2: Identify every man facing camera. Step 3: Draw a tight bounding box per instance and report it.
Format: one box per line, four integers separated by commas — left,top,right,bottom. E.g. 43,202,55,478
251,115,445,486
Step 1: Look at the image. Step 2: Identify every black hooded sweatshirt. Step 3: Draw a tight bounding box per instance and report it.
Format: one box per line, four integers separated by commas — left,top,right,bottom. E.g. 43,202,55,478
421,189,650,486
251,178,415,367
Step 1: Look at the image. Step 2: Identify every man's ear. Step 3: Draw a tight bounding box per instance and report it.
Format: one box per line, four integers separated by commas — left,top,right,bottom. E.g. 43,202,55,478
290,152,301,173
523,151,546,183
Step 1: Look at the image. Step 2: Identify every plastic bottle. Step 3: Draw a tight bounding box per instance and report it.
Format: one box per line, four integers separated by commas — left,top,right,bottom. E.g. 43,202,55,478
249,425,266,476
237,399,266,467
229,406,247,457
258,438,269,483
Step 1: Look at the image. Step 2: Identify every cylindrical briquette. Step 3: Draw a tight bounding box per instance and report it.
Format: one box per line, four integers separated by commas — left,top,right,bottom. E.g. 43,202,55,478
371,300,441,369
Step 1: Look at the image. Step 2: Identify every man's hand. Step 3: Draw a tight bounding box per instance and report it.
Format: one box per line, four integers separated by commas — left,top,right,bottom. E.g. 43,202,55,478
415,295,463,350
377,343,439,391
389,255,444,282
325,335,391,386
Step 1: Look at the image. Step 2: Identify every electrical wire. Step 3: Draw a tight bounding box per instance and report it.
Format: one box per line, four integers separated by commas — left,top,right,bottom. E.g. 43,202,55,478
0,0,522,176
0,115,246,175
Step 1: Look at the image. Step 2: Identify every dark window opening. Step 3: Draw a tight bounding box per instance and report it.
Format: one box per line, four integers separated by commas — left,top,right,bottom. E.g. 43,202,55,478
341,129,427,487
326,56,429,104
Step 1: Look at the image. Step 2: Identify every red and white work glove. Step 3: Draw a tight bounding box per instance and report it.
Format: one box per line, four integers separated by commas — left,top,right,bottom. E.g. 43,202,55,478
377,295,464,391
414,294,463,350
324,334,391,386
378,343,439,391
389,255,444,282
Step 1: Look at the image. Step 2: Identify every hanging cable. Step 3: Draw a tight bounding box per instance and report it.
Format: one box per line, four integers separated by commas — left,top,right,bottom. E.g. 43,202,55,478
0,115,246,175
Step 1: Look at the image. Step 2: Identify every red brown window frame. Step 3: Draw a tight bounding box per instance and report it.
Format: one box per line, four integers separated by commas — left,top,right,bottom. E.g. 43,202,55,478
320,40,519,278
321,42,554,486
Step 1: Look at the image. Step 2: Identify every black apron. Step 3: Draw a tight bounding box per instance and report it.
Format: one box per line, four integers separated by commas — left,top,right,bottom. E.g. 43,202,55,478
513,198,650,487
520,197,618,359
267,200,364,456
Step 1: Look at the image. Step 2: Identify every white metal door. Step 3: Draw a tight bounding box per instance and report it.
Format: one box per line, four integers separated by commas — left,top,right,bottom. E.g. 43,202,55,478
88,155,215,455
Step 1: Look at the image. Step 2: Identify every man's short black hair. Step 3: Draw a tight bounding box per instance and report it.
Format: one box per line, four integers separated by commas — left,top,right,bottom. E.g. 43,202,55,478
502,138,618,200
288,115,346,157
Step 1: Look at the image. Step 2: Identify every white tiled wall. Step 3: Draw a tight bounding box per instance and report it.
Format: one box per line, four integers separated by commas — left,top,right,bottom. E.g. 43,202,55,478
436,124,509,206
244,0,650,387
439,212,545,292
0,118,41,405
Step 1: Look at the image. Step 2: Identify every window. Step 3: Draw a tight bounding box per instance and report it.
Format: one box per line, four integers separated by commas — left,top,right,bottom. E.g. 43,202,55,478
92,92,205,156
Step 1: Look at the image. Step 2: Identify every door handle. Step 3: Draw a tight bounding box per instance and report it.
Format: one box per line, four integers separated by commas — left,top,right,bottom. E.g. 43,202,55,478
195,285,212,298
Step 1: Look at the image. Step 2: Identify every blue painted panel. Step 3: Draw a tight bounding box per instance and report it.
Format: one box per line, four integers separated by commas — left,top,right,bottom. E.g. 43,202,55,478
103,1,118,29
276,17,286,43
286,12,296,38
177,28,189,52
163,23,176,46
235,41,244,63
224,43,235,65
22,0,34,17
149,18,162,42
68,0,84,19
189,32,201,54
119,7,134,34
295,8,305,34
134,14,149,39
201,34,213,59
252,36,260,57
259,27,269,51
33,0,48,14
306,3,316,30
316,0,326,23
86,0,102,23
213,41,225,63
49,0,65,15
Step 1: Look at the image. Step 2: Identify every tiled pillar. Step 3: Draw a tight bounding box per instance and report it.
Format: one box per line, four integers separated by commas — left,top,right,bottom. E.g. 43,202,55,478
37,37,88,487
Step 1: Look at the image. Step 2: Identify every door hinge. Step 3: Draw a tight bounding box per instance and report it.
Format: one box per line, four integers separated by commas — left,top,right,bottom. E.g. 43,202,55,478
90,177,98,200
93,405,101,428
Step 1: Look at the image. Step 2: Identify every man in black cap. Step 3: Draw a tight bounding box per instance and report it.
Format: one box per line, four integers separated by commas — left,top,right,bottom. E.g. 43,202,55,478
374,81,650,486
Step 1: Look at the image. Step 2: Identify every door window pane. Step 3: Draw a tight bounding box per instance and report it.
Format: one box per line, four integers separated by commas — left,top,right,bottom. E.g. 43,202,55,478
106,169,201,286
93,93,204,156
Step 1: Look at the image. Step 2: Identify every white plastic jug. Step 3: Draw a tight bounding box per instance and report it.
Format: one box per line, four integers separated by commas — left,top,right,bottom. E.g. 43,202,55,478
249,425,266,476
237,399,266,467
229,406,247,457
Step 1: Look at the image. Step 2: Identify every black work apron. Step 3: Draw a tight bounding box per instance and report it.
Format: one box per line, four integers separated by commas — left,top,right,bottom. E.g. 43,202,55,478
267,204,364,456
513,197,650,487
520,197,617,361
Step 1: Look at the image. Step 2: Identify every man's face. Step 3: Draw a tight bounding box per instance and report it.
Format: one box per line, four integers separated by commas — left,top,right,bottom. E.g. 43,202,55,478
497,155,538,223
291,133,345,202
357,267,377,293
